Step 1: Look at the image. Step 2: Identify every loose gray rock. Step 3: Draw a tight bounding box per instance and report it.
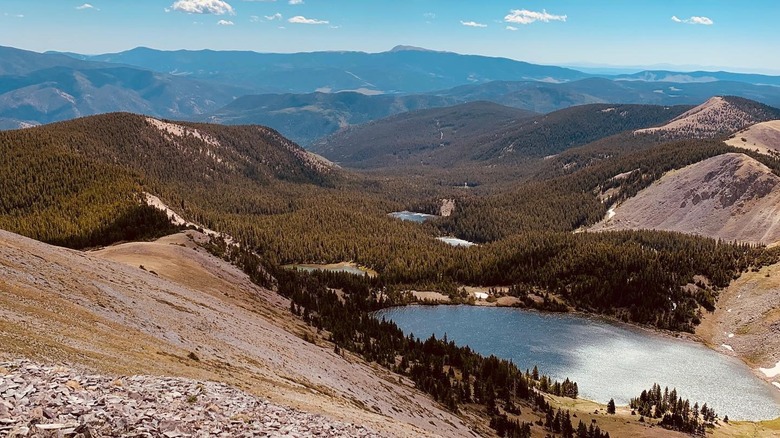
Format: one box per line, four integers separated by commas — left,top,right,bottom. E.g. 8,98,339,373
0,360,382,437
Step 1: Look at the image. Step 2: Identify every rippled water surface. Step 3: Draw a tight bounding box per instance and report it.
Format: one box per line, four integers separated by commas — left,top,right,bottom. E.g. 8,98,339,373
379,306,780,421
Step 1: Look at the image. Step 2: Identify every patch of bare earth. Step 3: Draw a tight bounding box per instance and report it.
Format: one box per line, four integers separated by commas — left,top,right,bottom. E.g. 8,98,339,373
726,120,780,157
698,263,780,381
410,291,451,303
591,153,780,245
0,229,474,437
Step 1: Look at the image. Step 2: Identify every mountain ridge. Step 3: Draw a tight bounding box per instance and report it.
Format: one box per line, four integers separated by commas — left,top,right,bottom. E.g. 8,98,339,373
635,96,780,139
313,102,691,169
592,152,780,244
0,46,248,129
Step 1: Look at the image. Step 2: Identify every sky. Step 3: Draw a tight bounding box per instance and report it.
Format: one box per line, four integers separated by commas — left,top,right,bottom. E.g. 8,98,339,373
1,0,779,74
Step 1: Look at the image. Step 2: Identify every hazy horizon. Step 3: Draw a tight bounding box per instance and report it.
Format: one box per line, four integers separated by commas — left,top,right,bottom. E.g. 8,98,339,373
1,0,779,75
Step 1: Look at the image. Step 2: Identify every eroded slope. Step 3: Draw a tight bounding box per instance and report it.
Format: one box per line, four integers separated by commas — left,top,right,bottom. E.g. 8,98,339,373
592,153,780,244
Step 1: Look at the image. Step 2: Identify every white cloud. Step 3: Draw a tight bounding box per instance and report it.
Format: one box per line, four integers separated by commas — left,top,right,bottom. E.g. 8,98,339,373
76,3,97,10
288,15,328,24
460,20,487,28
217,19,234,25
506,25,518,31
672,15,713,25
170,0,235,15
504,9,566,25
265,13,282,20
289,0,303,4
423,12,436,19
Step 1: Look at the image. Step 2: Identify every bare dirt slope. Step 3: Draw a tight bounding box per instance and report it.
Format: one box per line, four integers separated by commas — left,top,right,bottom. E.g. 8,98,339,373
0,229,474,437
592,153,780,244
697,262,780,377
726,120,780,156
635,96,774,139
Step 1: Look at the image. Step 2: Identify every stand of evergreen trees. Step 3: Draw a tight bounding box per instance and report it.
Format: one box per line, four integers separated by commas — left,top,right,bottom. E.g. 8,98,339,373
630,383,718,435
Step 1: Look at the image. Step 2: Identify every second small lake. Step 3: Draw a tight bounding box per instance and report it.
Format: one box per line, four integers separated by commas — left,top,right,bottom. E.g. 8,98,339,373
388,211,439,223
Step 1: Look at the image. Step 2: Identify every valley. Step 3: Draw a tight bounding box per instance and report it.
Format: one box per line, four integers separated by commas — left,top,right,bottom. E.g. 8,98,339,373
3,96,780,436
3,11,780,436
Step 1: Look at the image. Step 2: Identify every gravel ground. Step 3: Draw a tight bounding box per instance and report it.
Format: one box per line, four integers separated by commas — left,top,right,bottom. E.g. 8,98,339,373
0,360,381,438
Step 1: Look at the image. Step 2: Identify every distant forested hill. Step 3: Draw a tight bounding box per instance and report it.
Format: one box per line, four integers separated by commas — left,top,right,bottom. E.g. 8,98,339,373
313,102,691,168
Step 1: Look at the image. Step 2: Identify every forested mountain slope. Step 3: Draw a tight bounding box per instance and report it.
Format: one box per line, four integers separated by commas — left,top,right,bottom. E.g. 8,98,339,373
2,110,777,337
310,101,537,167
0,113,335,248
203,91,462,146
314,103,690,169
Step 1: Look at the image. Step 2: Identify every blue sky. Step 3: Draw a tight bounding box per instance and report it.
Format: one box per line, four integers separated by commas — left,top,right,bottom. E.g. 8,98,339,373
1,1,779,73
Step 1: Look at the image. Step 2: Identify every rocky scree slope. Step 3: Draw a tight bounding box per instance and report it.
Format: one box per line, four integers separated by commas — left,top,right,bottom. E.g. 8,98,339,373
592,153,780,244
0,360,379,438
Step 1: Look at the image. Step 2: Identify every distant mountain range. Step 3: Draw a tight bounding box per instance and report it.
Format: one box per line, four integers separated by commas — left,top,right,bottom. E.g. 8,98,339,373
0,46,247,129
436,78,780,113
3,44,780,145
201,78,780,146
56,45,591,94
202,92,462,146
613,70,780,86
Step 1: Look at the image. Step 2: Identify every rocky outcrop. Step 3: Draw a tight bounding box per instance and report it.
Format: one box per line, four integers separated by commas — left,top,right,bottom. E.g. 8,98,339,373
0,360,379,437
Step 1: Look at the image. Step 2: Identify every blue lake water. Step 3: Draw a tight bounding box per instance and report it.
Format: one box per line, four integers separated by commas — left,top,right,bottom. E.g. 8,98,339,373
436,237,477,247
378,305,780,421
388,211,438,223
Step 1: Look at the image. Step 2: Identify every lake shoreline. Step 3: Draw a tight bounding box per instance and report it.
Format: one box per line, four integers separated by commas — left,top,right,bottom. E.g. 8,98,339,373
378,303,780,422
394,296,775,385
